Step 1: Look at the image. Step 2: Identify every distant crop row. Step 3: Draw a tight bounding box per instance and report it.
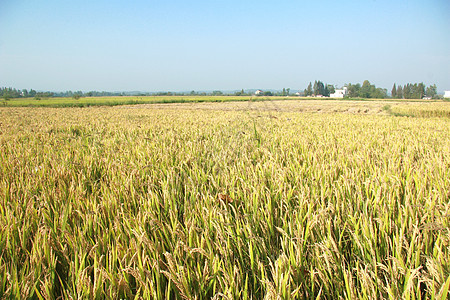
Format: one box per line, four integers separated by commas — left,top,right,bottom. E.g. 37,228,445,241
0,104,449,298
2,95,444,108
1,95,274,108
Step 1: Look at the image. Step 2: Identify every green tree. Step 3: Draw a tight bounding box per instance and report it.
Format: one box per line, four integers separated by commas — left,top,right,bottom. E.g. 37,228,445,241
396,83,426,99
304,82,313,96
327,84,335,95
373,88,387,98
359,80,372,98
234,89,245,96
346,83,361,97
426,84,437,98
403,84,411,99
391,83,397,98
0,87,20,98
416,82,425,99
396,85,403,99
313,80,325,96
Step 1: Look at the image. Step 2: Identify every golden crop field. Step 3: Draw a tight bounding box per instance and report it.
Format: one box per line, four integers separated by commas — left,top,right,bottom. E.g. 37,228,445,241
1,100,449,299
3,95,259,108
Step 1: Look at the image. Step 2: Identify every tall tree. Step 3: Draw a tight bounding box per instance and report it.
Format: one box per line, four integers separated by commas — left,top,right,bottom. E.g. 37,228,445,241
417,82,425,99
391,83,397,98
327,84,335,95
397,85,403,99
313,80,325,96
346,83,361,97
403,84,411,99
304,82,313,96
359,80,372,98
426,84,437,98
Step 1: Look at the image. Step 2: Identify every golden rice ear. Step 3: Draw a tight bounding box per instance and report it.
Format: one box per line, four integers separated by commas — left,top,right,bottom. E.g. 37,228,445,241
217,193,233,204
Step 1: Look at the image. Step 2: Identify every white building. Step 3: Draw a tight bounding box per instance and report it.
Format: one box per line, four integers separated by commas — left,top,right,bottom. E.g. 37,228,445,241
330,87,348,98
444,91,450,98
255,90,263,96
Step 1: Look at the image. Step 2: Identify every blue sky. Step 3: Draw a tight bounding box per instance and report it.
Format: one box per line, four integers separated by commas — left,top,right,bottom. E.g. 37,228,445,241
0,0,449,92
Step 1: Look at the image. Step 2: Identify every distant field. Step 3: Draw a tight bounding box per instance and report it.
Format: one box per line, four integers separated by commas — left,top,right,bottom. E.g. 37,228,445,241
2,95,442,108
127,98,450,118
3,95,268,107
0,101,449,298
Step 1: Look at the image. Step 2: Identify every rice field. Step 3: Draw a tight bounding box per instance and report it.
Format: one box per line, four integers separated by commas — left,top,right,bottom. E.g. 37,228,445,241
0,100,449,299
2,95,438,108
2,95,263,108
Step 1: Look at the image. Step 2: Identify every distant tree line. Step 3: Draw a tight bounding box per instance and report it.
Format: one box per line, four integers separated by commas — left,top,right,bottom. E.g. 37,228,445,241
304,81,335,97
1,87,36,99
1,82,442,100
0,87,57,100
0,88,132,99
346,80,387,98
391,83,437,99
1,87,295,99
54,91,125,97
301,80,441,99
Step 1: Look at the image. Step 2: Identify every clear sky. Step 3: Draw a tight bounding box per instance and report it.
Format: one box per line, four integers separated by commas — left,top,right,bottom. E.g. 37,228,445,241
0,0,449,92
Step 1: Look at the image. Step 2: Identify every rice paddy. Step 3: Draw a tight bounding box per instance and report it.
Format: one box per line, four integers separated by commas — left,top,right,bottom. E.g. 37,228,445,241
0,99,449,299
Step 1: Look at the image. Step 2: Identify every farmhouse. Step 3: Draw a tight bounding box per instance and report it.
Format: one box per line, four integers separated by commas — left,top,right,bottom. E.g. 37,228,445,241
254,90,263,96
444,91,450,98
330,87,348,98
